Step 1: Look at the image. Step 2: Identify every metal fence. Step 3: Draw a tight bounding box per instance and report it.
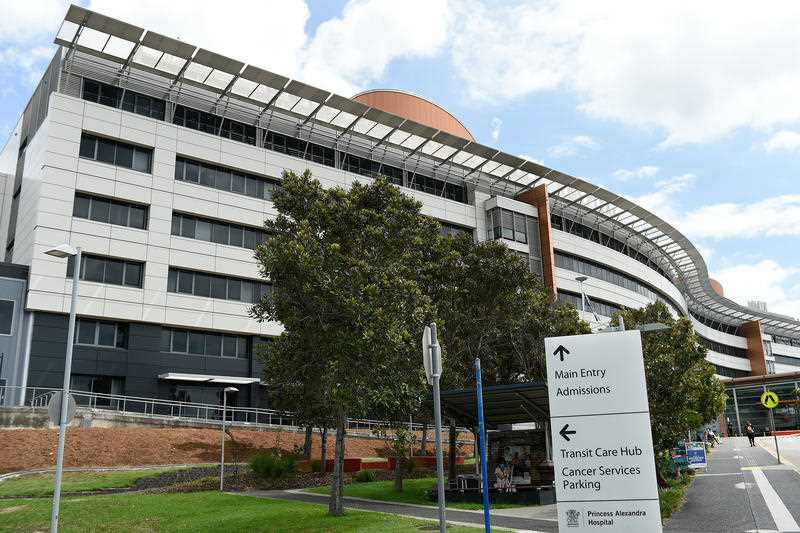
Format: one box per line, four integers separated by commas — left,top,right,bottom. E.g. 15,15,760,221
1,386,468,438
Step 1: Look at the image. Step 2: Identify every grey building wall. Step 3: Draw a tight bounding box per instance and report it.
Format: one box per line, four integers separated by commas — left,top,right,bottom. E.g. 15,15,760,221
26,311,267,408
0,263,30,405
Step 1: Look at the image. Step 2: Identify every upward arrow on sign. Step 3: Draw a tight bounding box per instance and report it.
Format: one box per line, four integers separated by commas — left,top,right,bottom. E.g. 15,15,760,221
553,345,570,362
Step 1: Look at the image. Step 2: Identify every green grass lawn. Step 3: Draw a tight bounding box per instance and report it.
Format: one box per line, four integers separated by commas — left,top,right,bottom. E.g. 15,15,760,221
0,492,480,532
307,477,525,510
0,468,182,498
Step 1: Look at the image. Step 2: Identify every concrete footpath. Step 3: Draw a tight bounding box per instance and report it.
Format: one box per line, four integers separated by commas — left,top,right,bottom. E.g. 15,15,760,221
246,489,558,532
665,436,800,532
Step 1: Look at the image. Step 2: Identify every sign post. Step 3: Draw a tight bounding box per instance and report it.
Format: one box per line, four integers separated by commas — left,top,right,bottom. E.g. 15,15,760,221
545,330,662,532
423,324,446,533
761,390,781,464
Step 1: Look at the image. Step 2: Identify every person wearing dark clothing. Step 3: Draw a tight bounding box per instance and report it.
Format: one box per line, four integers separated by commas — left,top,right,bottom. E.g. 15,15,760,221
745,422,756,447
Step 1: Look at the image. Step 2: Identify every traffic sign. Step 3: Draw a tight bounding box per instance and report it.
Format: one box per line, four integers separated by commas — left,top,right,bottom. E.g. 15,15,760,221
761,390,779,409
545,330,662,532
47,391,77,426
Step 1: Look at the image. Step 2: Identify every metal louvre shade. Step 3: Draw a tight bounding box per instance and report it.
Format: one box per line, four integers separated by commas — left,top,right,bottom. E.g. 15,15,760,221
141,31,196,59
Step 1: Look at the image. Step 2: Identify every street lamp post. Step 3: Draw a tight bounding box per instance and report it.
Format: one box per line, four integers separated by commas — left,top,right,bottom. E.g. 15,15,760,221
220,386,238,491
44,244,81,533
575,275,588,313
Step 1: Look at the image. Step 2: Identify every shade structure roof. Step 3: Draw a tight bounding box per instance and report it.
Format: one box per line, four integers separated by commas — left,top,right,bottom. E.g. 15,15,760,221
54,4,800,339
439,381,549,429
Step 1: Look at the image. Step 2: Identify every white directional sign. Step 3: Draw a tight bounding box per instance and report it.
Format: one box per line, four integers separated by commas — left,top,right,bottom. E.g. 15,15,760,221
545,330,662,532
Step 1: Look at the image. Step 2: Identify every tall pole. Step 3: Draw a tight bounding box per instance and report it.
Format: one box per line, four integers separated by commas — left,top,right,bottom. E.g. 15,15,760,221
430,324,447,533
475,358,491,532
51,247,80,533
220,390,228,491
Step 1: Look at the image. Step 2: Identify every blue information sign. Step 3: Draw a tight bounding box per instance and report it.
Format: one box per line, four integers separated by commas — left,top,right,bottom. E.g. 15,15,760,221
686,442,707,469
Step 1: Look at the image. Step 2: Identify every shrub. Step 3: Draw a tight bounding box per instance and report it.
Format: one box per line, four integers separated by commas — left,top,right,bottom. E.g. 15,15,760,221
355,469,376,483
309,459,323,473
250,450,297,480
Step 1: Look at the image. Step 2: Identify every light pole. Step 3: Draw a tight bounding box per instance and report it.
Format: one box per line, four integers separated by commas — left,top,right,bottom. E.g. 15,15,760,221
44,244,81,533
220,386,238,491
575,275,588,313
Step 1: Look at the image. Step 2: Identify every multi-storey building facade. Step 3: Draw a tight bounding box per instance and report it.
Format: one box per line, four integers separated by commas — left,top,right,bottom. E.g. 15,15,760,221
1,5,799,408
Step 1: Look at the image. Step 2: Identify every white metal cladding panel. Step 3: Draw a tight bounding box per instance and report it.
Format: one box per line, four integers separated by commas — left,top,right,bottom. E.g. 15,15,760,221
775,363,800,374
552,229,687,312
772,343,800,357
555,267,654,312
705,350,752,371
690,317,749,349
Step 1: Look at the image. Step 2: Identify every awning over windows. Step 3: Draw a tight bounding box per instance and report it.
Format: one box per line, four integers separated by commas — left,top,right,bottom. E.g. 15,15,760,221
157,372,260,385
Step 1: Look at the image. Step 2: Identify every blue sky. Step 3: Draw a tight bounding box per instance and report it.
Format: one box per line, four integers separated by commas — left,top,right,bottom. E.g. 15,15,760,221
2,1,800,317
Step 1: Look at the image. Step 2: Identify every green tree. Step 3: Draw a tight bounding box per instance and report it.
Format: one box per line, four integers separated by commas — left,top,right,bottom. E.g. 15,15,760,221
429,235,589,389
252,171,436,515
611,302,727,475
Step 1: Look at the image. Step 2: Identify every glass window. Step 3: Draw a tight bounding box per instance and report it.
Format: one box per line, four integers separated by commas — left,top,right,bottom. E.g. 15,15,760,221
73,195,90,219
237,336,248,358
177,270,193,293
195,219,210,241
229,226,243,247
231,172,245,194
124,262,142,287
84,257,105,283
116,324,128,349
97,322,116,346
104,259,125,285
77,320,96,345
79,135,96,158
129,206,146,229
89,198,110,223
240,281,253,304
171,214,181,235
188,332,205,355
172,330,187,353
97,138,116,164
182,217,196,239
110,202,128,226
185,161,200,182
205,334,221,356
222,335,238,358
215,169,231,190
211,276,227,299
167,270,177,292
199,165,216,187
514,213,527,244
227,279,241,301
194,274,211,297
115,144,133,169
244,229,257,249
132,149,151,173
212,223,229,245
0,300,13,335
174,159,185,180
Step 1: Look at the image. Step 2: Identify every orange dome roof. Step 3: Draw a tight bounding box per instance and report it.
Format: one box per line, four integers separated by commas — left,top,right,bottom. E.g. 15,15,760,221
353,89,474,142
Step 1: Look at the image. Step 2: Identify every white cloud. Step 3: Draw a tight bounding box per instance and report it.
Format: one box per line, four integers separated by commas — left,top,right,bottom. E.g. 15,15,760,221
547,134,598,158
764,130,800,152
490,117,502,142
0,1,69,42
449,1,800,144
519,154,545,165
712,260,800,320
629,173,695,222
613,165,659,181
680,195,800,240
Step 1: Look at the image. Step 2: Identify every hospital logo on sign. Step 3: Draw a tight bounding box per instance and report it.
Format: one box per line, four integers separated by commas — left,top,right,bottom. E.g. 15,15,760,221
566,509,580,527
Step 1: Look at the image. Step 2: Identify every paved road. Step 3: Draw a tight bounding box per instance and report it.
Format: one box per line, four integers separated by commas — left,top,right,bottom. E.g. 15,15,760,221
665,436,800,532
246,489,558,532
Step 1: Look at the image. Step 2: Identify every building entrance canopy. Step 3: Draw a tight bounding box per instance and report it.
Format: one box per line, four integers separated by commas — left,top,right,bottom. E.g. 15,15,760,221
439,381,549,429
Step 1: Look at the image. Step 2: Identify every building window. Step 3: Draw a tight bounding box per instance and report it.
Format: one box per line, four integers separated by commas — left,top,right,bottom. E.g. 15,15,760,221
82,78,166,121
341,153,402,185
767,360,776,374
167,268,271,304
67,254,144,288
172,105,257,146
407,172,466,203
774,354,800,367
439,222,472,238
690,311,742,336
74,319,129,349
163,328,250,358
772,335,800,348
713,365,749,378
171,212,268,249
697,335,748,359
73,193,148,230
0,300,14,335
174,157,280,201
557,290,622,318
486,207,529,243
79,133,152,173
265,130,335,167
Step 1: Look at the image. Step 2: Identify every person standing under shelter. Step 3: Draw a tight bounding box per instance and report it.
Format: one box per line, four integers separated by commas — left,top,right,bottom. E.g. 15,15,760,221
745,422,756,447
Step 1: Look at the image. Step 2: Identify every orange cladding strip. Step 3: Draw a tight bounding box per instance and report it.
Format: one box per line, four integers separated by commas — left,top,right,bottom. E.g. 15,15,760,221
515,184,557,302
741,320,768,376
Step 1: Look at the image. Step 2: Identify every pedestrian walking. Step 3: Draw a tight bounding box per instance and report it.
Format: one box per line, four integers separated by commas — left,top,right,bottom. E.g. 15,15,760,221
745,422,756,447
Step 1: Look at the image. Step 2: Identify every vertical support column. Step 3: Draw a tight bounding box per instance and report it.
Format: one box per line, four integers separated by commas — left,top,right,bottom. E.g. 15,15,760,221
733,388,742,436
741,320,768,376
515,184,557,302
448,420,457,486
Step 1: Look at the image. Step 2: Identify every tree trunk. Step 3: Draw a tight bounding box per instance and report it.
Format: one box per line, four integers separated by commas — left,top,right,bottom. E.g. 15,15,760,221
394,455,404,492
329,411,346,516
303,425,313,460
420,420,429,455
320,426,328,472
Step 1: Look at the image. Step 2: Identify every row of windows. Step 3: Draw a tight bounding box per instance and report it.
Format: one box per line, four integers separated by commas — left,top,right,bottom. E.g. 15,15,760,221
167,268,271,304
173,104,257,145
772,335,800,348
81,79,166,121
551,214,670,281
73,193,148,230
174,157,281,201
486,207,530,244
81,76,468,205
163,328,250,358
774,354,800,367
556,290,622,319
714,365,750,378
79,133,153,174
697,335,748,359
690,311,742,336
171,212,269,250
74,319,128,349
67,254,144,288
554,251,681,316
440,222,473,238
